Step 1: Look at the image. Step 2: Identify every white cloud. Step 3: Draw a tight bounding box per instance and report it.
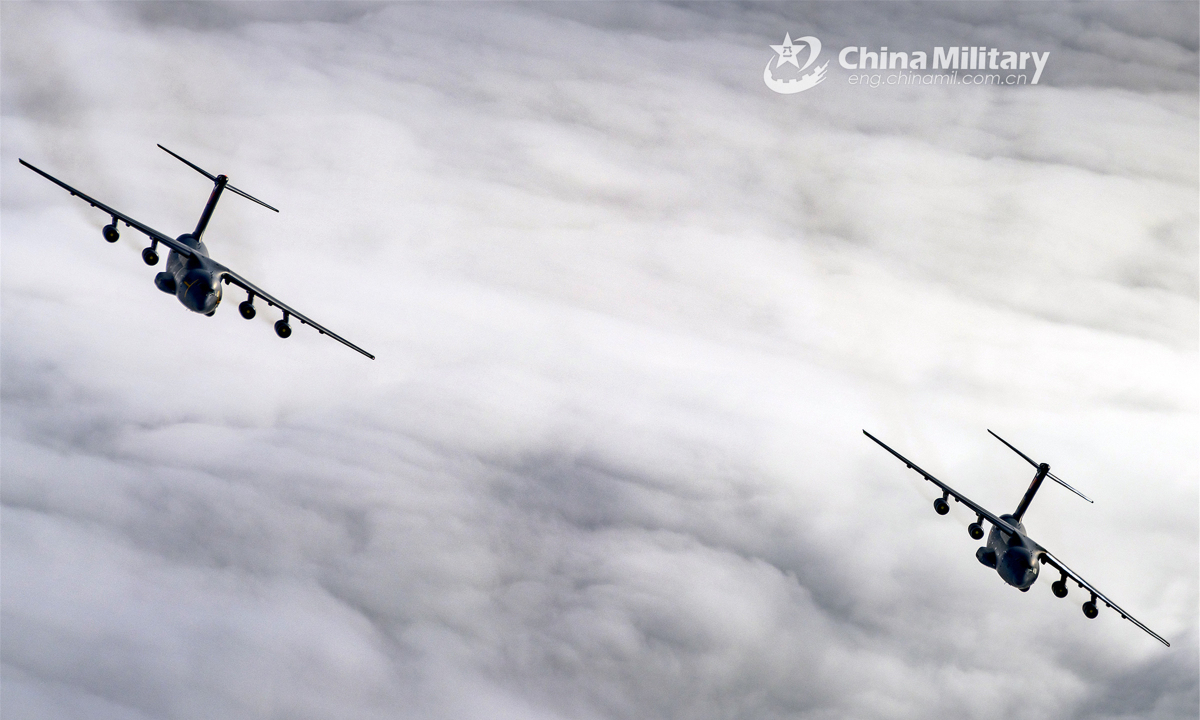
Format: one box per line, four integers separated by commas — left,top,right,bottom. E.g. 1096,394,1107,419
2,3,1196,719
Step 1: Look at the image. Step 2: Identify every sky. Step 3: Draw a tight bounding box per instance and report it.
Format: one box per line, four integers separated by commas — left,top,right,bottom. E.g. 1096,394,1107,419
1,3,1196,719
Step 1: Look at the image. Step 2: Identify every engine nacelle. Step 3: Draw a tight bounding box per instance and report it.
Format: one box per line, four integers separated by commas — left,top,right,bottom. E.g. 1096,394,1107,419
154,272,176,294
102,224,120,243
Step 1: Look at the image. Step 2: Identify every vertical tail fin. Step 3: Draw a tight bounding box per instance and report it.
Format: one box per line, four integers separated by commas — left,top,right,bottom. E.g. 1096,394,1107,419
1013,463,1050,522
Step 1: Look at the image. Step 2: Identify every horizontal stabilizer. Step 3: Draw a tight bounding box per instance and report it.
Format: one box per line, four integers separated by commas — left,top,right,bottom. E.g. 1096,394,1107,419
988,429,1038,468
224,183,278,212
1047,471,1093,504
989,429,1092,503
158,144,278,213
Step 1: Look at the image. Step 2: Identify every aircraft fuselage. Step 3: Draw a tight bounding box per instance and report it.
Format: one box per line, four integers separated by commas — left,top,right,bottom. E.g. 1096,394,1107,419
977,514,1042,591
154,234,223,315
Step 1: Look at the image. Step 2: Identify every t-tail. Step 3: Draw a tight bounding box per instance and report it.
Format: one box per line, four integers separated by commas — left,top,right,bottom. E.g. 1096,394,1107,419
157,144,278,241
988,429,1093,522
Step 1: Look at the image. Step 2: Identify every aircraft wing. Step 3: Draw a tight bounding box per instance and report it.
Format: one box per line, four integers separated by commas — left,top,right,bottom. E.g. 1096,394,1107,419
863,430,1019,536
19,159,196,258
1038,549,1170,646
216,265,375,360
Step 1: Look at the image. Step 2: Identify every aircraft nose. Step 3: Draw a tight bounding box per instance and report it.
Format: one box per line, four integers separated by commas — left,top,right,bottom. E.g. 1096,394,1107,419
999,547,1035,586
178,271,220,314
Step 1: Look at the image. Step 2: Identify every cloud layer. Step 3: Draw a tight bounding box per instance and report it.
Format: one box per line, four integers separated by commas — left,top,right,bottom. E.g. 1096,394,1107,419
2,3,1196,719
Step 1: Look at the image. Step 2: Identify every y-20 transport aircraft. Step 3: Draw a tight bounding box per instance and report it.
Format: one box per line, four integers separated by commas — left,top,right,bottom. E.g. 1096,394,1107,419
19,145,373,359
863,429,1169,646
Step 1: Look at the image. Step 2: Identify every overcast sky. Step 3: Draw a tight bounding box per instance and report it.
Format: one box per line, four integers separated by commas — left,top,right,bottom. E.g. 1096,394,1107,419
2,3,1196,719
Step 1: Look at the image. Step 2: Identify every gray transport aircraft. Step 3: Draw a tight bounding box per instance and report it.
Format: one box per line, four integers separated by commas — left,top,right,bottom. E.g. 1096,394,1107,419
864,429,1169,646
19,145,373,359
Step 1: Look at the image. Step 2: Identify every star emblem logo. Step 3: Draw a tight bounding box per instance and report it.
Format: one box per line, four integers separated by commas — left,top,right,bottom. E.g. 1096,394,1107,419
763,34,828,94
770,33,805,69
